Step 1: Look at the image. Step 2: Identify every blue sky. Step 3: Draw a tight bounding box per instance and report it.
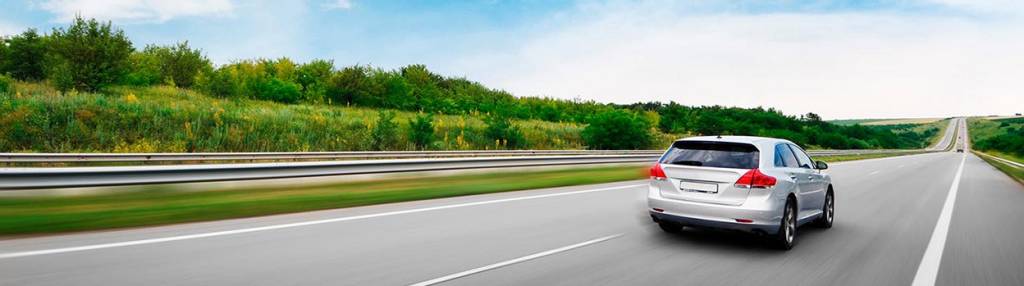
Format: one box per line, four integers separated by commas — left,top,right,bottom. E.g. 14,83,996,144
1,0,1022,119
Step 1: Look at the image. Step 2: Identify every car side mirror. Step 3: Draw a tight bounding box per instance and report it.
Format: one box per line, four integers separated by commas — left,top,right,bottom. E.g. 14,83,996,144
815,161,828,170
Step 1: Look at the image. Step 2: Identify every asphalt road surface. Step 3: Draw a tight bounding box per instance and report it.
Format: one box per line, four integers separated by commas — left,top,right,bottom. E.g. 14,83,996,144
3,118,1023,286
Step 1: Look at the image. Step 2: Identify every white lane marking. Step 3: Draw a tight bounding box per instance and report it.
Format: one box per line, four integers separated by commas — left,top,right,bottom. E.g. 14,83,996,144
409,233,623,286
911,153,967,286
898,164,906,168
0,184,644,259
868,170,880,176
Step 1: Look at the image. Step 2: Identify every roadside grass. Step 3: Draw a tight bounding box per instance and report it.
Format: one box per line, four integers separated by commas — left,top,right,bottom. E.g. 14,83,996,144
967,117,1005,143
0,165,646,236
974,151,1024,185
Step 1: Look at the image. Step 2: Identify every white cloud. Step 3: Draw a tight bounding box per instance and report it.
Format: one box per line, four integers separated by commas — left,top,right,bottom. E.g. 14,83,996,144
325,0,353,10
0,21,23,36
39,0,234,22
452,3,1024,119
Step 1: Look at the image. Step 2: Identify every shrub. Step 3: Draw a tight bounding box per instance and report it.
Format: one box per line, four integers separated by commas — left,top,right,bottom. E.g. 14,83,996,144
0,74,13,94
198,58,304,103
484,115,526,149
369,110,399,150
45,17,133,92
582,110,653,150
258,78,302,103
124,48,163,86
408,113,435,150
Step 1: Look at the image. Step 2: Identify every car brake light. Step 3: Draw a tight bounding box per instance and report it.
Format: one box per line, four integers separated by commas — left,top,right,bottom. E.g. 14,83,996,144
734,169,776,189
649,163,667,180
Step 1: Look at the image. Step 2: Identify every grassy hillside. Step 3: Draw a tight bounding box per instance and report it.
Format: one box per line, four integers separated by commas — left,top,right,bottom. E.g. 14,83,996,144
1,82,682,152
969,117,1024,161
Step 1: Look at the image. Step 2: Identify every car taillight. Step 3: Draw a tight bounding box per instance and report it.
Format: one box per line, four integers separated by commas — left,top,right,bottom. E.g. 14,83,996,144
649,163,667,181
734,169,776,189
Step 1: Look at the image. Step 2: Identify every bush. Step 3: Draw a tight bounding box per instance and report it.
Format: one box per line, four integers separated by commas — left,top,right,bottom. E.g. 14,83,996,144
258,78,302,103
2,29,46,81
124,48,163,86
197,58,306,103
45,17,133,92
582,110,653,150
408,113,435,150
369,110,399,150
0,74,13,94
484,115,526,149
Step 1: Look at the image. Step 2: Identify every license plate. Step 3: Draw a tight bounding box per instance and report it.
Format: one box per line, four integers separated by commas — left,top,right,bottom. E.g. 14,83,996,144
679,181,718,193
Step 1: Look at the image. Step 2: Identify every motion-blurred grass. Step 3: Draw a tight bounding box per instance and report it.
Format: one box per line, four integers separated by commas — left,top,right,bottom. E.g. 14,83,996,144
0,165,646,236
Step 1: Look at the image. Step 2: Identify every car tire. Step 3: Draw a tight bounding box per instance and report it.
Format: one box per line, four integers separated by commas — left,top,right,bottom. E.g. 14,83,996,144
773,199,796,250
658,221,683,233
815,190,834,228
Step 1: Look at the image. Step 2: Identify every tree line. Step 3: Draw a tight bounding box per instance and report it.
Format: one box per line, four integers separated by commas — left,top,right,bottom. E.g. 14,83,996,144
0,17,936,150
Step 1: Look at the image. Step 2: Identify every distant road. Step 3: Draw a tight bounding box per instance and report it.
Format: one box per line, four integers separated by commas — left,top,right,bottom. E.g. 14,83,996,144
928,118,958,151
4,118,1023,285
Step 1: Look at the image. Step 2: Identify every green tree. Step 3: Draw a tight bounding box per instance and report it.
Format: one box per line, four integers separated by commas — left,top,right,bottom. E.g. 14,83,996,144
297,59,334,103
327,65,370,105
369,110,399,150
2,29,46,81
582,110,653,150
160,41,210,88
46,17,134,92
408,113,435,150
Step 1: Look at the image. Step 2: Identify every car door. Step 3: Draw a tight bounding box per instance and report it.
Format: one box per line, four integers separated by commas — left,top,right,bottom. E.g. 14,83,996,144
773,144,811,211
788,144,825,218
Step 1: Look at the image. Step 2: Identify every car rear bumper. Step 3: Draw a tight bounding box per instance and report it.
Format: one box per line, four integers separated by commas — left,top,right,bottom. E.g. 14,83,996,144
650,211,779,234
648,184,784,234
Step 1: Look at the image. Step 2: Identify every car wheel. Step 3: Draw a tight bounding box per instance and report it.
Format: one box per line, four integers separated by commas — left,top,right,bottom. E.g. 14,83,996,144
816,191,834,228
658,221,683,233
774,199,796,250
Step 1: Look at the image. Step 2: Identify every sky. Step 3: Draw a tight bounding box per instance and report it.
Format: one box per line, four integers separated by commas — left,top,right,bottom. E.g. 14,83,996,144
1,0,1022,119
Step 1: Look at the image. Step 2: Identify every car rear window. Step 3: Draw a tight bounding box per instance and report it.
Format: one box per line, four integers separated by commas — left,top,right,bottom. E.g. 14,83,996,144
660,141,760,169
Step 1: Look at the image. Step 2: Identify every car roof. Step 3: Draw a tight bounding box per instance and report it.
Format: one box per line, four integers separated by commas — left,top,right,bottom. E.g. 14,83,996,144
675,135,794,145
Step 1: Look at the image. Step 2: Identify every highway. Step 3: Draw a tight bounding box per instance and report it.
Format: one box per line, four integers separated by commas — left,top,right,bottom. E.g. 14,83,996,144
3,118,1024,285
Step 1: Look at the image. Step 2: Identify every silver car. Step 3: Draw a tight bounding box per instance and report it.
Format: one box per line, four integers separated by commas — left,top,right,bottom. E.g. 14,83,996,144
647,136,834,250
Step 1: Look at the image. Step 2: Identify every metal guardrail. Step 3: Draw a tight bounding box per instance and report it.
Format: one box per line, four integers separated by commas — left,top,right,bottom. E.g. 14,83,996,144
2,120,961,191
0,155,658,190
976,152,1024,169
0,148,936,190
